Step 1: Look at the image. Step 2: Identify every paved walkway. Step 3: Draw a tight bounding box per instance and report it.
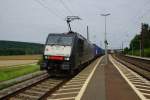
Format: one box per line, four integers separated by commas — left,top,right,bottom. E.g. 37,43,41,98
81,56,140,100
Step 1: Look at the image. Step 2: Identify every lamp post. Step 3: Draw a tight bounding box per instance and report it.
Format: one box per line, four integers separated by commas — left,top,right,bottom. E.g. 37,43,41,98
101,13,110,64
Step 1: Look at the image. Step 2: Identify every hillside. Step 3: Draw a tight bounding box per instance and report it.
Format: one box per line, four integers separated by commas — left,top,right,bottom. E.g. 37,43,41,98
0,40,44,56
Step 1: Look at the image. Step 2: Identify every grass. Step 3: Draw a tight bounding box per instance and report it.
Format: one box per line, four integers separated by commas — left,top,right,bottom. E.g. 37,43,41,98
128,50,140,56
144,48,150,57
128,48,150,57
0,64,40,82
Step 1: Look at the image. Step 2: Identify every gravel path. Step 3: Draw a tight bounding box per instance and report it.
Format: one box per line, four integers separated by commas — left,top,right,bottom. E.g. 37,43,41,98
0,60,38,68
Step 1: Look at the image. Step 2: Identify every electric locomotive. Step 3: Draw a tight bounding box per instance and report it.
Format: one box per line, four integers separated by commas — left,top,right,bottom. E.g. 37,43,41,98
40,31,94,76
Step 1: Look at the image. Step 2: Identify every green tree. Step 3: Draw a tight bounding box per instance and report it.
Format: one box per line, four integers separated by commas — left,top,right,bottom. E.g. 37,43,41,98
128,23,150,57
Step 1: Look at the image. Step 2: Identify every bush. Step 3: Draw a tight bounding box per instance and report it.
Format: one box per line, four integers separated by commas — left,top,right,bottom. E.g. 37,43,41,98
37,57,43,65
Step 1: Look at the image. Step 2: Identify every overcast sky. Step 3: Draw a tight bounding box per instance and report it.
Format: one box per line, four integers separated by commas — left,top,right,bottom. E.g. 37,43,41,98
0,0,150,49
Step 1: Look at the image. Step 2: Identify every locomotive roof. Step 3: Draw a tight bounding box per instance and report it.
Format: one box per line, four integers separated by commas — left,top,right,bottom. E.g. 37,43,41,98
48,31,84,38
47,32,94,47
48,32,88,42
48,32,76,36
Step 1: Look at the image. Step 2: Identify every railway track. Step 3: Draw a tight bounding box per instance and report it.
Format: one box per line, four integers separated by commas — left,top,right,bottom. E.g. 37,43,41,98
9,78,67,100
117,55,150,71
110,55,150,100
0,56,102,100
0,72,68,100
46,57,102,100
113,54,150,80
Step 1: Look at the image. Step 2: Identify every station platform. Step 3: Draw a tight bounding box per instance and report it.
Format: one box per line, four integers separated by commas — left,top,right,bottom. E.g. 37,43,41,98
81,56,140,100
47,56,143,100
126,55,150,60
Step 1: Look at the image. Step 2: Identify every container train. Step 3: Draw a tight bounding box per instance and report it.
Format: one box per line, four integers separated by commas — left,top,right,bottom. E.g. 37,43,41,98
40,31,104,76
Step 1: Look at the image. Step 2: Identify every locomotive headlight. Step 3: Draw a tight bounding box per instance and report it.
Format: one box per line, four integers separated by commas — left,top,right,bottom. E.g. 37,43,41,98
64,57,70,60
45,56,48,59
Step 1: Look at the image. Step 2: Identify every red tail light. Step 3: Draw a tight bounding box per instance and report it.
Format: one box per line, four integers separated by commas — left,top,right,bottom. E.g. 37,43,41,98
48,56,64,60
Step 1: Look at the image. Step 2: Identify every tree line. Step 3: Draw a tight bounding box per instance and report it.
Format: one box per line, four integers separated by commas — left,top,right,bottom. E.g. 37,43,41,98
0,40,44,56
124,23,150,57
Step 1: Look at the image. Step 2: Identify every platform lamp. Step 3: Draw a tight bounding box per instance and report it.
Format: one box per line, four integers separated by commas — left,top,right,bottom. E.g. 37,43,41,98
101,13,110,65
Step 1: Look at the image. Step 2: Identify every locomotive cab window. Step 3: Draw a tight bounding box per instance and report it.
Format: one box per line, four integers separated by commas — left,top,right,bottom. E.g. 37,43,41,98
46,35,73,46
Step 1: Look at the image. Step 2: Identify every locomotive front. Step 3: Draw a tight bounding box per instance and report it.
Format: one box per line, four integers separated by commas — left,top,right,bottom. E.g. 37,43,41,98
41,34,74,75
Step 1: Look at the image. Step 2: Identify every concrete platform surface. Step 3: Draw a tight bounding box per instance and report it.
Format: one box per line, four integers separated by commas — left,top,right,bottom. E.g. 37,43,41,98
81,56,140,100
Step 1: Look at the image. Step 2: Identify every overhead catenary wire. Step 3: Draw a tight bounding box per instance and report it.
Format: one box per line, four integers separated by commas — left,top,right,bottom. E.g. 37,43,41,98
139,9,150,22
59,0,74,15
42,0,67,18
34,0,64,20
132,0,150,24
65,0,79,15
59,0,89,36
117,1,150,50
60,0,88,34
34,0,88,35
